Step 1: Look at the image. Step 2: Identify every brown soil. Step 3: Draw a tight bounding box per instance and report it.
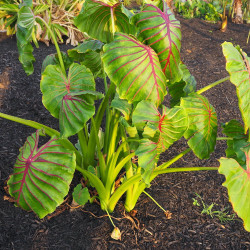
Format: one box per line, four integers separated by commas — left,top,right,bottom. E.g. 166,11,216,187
0,17,250,249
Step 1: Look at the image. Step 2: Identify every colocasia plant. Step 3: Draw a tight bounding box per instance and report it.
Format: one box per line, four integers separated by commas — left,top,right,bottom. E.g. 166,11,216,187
0,0,249,232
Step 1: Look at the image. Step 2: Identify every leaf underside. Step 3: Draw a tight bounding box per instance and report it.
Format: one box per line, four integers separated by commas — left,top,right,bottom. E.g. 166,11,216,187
8,131,76,218
181,93,218,159
222,42,250,134
102,33,167,105
219,148,250,232
74,0,136,43
222,120,249,166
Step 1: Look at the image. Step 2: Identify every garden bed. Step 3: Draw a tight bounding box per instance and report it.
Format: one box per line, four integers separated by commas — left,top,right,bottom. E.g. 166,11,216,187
0,17,250,249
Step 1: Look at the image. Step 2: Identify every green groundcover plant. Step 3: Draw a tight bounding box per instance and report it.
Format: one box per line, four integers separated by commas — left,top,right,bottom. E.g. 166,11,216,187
174,0,223,22
0,0,250,233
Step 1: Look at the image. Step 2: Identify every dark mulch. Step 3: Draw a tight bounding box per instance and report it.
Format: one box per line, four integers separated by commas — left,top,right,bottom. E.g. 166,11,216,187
0,17,250,249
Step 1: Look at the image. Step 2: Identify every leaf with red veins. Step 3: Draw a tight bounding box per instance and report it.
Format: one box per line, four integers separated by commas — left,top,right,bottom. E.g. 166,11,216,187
222,42,250,133
136,139,159,184
133,101,187,182
181,93,218,159
219,146,250,232
8,130,76,218
59,91,102,137
41,63,102,137
133,4,181,82
103,33,167,106
133,101,187,149
74,0,136,43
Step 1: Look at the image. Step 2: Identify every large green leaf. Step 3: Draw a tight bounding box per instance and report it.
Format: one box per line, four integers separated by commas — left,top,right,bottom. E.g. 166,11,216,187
219,147,250,232
222,42,250,134
181,93,218,159
168,64,196,107
102,33,167,105
133,4,181,82
223,120,246,139
16,6,35,75
41,52,73,73
133,100,188,150
74,0,136,43
68,39,104,61
222,120,249,166
41,63,101,137
68,39,104,78
133,100,187,182
8,131,76,219
136,138,159,184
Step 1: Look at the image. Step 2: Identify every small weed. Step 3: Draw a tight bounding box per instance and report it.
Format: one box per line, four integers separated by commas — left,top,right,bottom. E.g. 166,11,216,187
193,193,237,223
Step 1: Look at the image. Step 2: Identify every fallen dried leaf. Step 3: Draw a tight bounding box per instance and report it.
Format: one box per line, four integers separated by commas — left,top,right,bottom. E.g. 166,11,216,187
129,209,138,217
111,227,121,241
3,195,15,203
165,210,172,219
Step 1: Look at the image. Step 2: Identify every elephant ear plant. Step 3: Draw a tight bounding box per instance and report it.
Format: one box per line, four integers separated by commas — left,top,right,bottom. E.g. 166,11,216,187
0,0,250,233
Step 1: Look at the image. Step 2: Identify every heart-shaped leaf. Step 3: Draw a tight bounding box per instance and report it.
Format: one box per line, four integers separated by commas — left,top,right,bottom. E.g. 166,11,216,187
223,120,246,139
68,40,104,78
168,64,196,107
181,93,218,159
41,52,73,73
16,6,35,75
133,4,181,82
68,39,104,61
41,63,101,137
8,131,76,218
133,101,187,182
102,33,167,105
82,52,103,78
222,120,249,166
219,146,250,232
222,42,250,134
59,91,103,137
133,100,188,150
74,0,136,43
